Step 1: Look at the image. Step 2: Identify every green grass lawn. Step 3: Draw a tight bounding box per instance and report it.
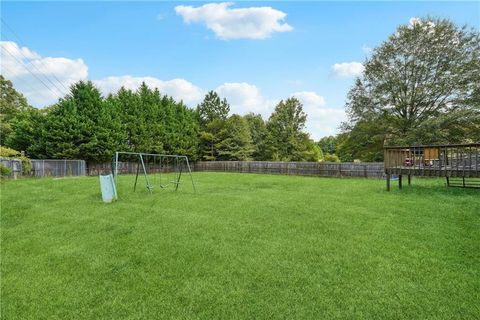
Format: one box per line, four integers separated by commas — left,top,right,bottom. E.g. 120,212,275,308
1,173,479,319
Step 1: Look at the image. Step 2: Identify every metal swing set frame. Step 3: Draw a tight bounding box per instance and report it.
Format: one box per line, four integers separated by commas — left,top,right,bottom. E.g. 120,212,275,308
113,151,196,194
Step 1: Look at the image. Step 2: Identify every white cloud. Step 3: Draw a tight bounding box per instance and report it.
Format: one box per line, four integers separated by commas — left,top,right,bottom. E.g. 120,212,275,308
175,2,293,40
94,76,204,104
216,82,274,116
0,41,343,139
214,84,344,139
290,91,346,140
1,42,204,107
331,62,364,79
213,84,345,139
291,91,326,108
0,41,88,106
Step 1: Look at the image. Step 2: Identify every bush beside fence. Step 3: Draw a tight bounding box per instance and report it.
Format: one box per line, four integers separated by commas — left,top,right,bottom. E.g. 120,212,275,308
193,161,385,179
0,158,22,178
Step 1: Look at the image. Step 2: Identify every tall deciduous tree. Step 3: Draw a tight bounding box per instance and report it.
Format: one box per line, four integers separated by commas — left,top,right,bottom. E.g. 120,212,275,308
343,17,480,160
266,97,321,161
244,113,269,160
317,135,338,155
0,75,32,146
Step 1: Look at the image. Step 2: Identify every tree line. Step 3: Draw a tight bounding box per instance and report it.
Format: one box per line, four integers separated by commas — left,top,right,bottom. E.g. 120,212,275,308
1,17,478,163
0,78,322,163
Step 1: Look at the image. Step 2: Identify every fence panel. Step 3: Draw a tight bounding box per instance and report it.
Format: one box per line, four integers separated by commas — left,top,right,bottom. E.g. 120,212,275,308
193,161,384,179
30,160,86,177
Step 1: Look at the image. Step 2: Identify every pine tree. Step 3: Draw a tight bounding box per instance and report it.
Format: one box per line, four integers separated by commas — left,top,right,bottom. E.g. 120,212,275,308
37,81,124,162
216,115,254,160
196,91,230,130
197,91,231,160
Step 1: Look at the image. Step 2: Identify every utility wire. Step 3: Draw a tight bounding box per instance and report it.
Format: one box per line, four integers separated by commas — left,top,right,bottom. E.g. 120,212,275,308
0,63,44,96
1,18,70,93
1,18,70,94
1,44,60,98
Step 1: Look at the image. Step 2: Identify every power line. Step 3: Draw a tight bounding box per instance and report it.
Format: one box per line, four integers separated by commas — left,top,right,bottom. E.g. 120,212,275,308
1,44,61,98
0,38,69,96
1,18,70,93
1,18,70,94
1,63,41,95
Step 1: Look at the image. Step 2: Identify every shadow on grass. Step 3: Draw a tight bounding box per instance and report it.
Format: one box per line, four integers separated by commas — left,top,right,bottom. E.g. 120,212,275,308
389,181,480,198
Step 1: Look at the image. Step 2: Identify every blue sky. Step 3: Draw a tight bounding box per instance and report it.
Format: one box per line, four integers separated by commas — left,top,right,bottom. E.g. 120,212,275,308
1,1,478,139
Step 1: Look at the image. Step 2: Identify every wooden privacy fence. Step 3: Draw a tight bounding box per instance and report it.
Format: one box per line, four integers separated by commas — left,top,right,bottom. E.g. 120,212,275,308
87,161,385,179
193,161,385,179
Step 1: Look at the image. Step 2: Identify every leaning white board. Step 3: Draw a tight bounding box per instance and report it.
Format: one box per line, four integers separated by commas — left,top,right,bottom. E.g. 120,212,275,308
99,174,118,203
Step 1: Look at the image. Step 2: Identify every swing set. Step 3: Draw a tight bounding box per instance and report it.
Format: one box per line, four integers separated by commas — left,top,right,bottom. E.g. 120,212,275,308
112,151,196,194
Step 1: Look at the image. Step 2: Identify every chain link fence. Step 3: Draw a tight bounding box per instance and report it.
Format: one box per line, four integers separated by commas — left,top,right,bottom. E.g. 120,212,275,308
30,160,86,177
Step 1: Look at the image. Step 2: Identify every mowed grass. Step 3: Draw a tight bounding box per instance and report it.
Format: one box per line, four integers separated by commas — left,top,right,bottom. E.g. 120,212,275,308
1,173,479,319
